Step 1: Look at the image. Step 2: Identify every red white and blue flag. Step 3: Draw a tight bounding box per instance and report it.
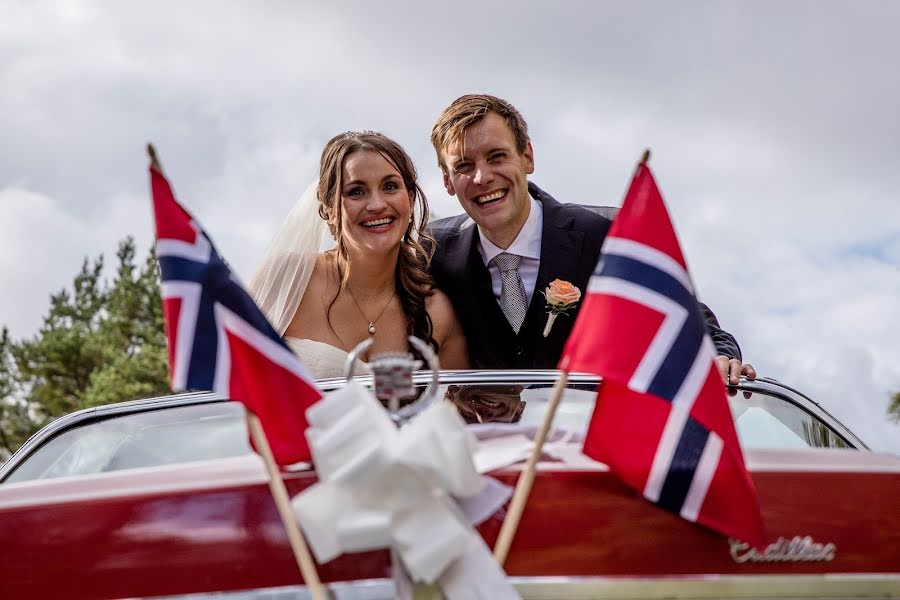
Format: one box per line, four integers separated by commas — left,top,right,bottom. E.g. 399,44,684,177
559,161,766,548
150,155,321,465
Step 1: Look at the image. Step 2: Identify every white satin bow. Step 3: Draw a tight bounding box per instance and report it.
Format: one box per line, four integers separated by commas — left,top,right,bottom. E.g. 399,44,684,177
292,382,520,599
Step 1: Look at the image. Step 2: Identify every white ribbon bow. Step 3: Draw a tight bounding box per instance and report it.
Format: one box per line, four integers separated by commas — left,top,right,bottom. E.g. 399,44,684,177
292,382,521,599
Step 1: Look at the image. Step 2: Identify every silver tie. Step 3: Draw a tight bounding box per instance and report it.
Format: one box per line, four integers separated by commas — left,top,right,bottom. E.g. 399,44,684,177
492,252,528,333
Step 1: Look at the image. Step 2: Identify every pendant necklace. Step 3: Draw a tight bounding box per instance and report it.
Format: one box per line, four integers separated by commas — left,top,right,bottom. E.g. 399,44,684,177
347,285,396,336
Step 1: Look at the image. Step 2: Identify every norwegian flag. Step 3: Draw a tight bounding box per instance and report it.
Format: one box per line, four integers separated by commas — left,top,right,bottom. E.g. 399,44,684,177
149,152,321,465
559,161,766,549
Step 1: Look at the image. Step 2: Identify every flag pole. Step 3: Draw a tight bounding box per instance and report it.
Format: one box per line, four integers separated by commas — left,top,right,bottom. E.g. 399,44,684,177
494,149,650,565
493,370,569,565
147,144,326,600
147,143,163,172
246,411,327,600
641,148,651,165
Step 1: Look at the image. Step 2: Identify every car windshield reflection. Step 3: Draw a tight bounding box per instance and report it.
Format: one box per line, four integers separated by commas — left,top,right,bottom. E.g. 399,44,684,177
5,402,250,484
3,378,851,484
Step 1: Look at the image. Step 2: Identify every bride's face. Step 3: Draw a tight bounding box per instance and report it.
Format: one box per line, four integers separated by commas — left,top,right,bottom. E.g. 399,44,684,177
339,150,414,256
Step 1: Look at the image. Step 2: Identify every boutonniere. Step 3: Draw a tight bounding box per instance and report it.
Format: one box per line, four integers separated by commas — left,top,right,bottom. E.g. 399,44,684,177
541,279,582,337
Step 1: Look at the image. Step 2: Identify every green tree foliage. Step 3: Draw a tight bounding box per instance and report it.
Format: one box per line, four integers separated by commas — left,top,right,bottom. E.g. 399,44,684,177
0,329,34,455
889,391,900,424
0,238,170,457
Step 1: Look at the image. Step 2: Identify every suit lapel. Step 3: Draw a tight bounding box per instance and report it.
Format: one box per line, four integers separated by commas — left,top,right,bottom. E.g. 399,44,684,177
443,186,586,360
518,185,584,341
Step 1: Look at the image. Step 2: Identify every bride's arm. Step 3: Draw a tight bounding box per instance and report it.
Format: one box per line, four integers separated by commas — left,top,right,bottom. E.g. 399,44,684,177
427,290,469,370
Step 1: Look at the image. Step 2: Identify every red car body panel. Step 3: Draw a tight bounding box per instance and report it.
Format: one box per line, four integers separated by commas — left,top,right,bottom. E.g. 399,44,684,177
1,448,898,599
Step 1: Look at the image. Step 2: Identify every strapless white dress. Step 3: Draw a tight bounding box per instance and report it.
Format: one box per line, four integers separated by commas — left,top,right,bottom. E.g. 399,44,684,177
285,337,371,380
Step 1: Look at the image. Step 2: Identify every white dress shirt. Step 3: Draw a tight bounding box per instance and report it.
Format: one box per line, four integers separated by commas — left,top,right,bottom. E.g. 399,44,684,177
477,197,543,306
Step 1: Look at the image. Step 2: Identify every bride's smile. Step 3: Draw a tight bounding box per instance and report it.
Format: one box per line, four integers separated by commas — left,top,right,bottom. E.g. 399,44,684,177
360,215,396,231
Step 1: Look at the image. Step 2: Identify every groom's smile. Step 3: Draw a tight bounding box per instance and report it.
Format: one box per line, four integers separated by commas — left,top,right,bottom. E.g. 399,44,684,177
474,189,508,206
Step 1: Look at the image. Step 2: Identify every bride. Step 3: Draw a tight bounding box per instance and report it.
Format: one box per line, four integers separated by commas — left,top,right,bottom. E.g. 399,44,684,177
250,131,468,378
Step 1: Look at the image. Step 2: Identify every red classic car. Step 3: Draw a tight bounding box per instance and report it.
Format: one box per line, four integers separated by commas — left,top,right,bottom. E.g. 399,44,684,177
1,371,898,599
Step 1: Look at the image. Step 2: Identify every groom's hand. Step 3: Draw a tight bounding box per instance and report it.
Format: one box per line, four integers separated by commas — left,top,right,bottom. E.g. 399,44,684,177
716,356,756,398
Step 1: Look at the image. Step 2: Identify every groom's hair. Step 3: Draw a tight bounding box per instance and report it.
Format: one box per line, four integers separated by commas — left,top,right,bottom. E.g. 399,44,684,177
430,94,529,171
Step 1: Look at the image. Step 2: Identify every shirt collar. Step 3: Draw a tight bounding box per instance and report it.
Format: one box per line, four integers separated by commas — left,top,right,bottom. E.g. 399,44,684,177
478,196,543,265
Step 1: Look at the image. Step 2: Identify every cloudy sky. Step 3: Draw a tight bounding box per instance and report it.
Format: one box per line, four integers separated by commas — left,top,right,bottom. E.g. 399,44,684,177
2,1,898,453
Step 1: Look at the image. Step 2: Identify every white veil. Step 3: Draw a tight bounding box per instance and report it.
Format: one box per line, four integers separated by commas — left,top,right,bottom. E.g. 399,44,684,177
249,180,327,335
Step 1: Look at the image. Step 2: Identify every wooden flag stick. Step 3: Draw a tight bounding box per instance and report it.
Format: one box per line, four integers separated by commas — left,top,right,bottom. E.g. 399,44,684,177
246,411,327,600
147,144,323,597
147,143,163,172
493,370,570,565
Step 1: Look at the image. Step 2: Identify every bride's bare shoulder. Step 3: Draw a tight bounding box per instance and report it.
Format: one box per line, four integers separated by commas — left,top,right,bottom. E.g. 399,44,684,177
307,253,337,289
426,287,452,309
426,289,459,333
426,288,468,368
292,254,335,315
286,253,334,337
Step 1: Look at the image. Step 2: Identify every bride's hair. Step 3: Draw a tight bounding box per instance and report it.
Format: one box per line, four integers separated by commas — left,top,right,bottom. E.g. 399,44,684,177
317,131,438,353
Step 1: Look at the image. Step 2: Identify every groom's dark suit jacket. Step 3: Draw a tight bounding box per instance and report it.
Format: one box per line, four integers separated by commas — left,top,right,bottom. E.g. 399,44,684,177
428,182,741,369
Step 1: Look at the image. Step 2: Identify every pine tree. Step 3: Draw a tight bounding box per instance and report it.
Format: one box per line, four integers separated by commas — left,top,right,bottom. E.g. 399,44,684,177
889,391,900,424
83,242,169,407
0,238,170,458
0,328,34,455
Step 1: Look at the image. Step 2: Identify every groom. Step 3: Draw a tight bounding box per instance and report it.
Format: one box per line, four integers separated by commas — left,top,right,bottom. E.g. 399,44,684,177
428,94,755,384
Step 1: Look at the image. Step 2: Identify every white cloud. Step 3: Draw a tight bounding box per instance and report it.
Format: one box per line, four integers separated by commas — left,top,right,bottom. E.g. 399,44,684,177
2,0,898,454
0,186,154,336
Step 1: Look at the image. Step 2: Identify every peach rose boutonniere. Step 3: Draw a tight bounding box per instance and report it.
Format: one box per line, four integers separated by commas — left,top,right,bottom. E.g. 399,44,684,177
541,279,582,337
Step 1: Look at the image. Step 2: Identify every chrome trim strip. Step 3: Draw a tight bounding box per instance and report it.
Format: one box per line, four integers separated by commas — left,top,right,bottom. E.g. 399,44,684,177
0,455,272,509
744,448,900,473
146,573,900,600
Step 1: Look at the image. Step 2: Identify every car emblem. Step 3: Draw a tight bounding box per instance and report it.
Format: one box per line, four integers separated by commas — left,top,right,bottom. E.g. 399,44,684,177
729,536,836,563
345,335,440,423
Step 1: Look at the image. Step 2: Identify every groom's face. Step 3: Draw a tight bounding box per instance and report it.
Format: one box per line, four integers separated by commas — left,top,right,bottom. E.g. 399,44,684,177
441,112,534,247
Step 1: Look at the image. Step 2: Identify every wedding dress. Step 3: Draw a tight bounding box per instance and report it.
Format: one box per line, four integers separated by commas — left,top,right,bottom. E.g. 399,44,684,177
249,181,373,380
284,337,371,379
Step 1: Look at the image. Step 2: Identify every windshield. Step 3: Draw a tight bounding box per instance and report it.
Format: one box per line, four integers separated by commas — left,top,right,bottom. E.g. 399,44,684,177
4,402,250,484
3,379,850,484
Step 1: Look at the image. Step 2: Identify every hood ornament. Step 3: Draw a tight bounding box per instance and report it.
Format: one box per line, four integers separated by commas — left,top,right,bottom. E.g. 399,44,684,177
344,335,440,424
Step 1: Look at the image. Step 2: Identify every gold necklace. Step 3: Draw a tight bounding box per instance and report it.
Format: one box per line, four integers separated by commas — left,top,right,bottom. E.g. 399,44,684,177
347,285,396,335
